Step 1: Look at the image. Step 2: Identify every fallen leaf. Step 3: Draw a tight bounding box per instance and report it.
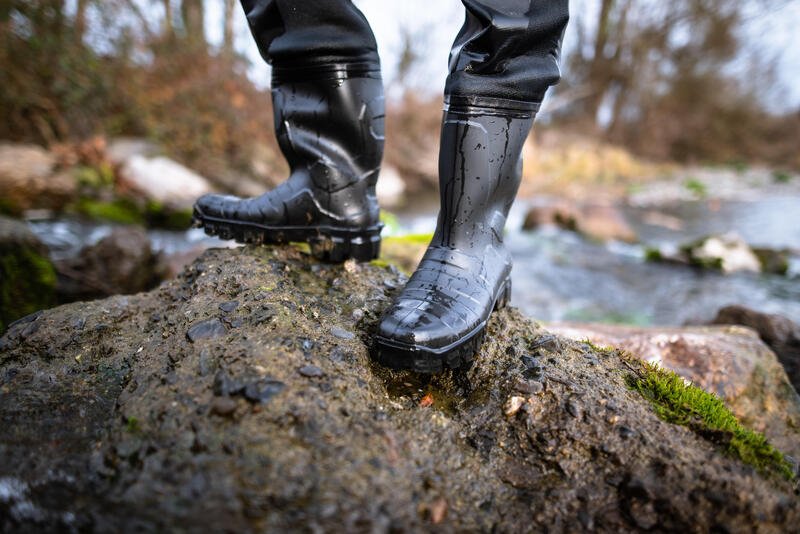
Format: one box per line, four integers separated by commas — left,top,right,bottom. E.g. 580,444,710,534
419,393,434,407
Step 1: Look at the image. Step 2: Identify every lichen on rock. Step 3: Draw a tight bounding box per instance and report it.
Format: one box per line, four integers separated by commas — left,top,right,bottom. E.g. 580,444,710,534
0,245,798,532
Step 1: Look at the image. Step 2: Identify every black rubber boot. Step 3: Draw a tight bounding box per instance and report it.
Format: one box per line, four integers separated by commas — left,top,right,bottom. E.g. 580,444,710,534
192,64,385,262
373,105,533,372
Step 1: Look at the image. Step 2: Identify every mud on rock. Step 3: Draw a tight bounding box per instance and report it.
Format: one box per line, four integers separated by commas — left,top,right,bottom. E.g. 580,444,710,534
1,245,798,533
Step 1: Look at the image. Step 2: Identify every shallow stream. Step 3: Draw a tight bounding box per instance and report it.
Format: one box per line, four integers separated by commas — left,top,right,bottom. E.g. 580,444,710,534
26,194,800,326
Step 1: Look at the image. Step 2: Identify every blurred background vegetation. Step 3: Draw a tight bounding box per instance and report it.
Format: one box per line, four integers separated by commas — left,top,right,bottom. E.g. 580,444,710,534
1,0,797,176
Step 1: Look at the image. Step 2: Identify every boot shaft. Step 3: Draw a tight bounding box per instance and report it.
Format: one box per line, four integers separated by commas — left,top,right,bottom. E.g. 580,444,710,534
270,70,384,226
434,107,533,250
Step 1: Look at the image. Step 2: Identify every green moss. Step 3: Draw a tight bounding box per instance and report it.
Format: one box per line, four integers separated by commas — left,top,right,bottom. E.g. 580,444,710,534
379,210,401,234
727,159,748,173
772,170,791,183
579,338,615,353
144,200,193,229
71,197,143,224
75,163,115,188
0,246,57,331
753,248,789,276
369,259,390,268
125,416,140,434
69,197,193,229
684,178,707,198
0,197,16,216
625,359,793,479
643,247,662,262
383,233,433,246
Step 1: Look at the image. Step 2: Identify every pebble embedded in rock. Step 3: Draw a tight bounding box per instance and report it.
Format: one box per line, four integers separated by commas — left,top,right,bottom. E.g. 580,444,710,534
213,371,244,397
186,318,228,342
298,365,324,377
513,379,543,395
531,335,561,354
618,425,635,439
243,379,286,403
521,355,543,378
20,321,40,340
328,346,352,363
210,397,238,416
331,327,355,340
504,396,526,417
219,300,239,313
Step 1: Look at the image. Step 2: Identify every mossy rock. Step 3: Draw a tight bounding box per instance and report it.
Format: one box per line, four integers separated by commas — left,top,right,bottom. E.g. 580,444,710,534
0,216,56,332
1,245,797,532
68,196,193,229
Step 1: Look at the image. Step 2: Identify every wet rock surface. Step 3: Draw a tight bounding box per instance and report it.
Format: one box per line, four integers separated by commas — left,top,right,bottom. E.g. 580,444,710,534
711,305,800,393
548,321,800,458
523,200,637,243
1,245,798,533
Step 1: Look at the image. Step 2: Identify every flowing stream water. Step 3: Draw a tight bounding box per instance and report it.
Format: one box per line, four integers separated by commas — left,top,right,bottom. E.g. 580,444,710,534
26,194,800,326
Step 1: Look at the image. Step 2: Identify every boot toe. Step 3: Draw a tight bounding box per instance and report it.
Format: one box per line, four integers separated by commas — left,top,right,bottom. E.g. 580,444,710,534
194,193,242,219
377,300,463,350
194,193,240,217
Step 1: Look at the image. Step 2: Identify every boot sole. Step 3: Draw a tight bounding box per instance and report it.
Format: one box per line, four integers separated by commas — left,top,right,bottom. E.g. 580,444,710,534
192,207,382,263
372,277,512,373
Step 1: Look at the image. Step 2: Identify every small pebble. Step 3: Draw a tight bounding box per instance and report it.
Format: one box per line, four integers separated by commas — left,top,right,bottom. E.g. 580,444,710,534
219,300,239,313
210,397,238,416
298,365,324,377
187,319,228,342
330,327,355,340
512,379,543,395
243,379,286,403
352,309,364,322
566,400,581,418
531,335,561,353
618,425,635,439
521,355,543,378
503,396,526,417
213,371,244,396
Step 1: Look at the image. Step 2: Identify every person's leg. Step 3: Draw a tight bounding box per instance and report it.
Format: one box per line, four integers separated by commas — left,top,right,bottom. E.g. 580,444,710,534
373,0,568,372
193,1,385,262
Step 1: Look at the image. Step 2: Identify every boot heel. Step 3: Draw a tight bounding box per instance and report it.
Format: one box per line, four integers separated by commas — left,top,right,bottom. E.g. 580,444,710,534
308,233,381,263
495,277,512,310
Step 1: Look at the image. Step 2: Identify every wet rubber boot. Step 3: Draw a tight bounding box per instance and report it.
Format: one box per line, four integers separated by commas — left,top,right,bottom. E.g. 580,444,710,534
192,64,385,262
373,105,533,372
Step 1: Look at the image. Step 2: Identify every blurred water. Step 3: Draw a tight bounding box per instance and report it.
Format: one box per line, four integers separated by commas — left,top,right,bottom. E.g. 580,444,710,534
26,194,800,325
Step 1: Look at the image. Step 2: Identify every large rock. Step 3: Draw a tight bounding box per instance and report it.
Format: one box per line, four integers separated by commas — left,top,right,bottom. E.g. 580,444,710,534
0,143,77,214
0,216,56,331
55,227,165,301
685,233,762,274
1,246,797,532
119,155,212,208
523,200,637,243
712,305,800,393
548,321,800,458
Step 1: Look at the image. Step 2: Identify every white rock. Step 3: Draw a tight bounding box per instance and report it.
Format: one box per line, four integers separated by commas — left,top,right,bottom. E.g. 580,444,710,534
120,155,212,208
692,232,761,274
106,138,159,166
